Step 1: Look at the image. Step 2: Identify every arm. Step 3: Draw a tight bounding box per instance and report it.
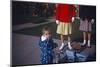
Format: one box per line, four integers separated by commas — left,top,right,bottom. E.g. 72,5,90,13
56,4,60,24
71,5,77,22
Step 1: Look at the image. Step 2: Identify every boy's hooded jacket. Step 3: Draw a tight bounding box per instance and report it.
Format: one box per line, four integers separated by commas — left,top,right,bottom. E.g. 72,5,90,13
56,4,76,23
39,36,56,64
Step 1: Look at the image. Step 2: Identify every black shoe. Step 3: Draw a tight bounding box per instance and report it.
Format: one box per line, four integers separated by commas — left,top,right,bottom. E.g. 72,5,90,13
81,44,86,47
87,46,91,48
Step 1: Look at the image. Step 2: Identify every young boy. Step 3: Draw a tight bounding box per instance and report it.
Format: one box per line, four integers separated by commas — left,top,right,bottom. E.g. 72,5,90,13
56,4,76,50
39,26,56,64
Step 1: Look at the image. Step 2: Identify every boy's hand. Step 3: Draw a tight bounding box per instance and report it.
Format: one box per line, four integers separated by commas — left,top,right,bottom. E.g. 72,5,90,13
41,36,47,41
72,17,75,22
56,20,60,24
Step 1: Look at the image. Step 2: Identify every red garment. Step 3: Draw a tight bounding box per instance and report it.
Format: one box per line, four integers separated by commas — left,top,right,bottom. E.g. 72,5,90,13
56,4,76,23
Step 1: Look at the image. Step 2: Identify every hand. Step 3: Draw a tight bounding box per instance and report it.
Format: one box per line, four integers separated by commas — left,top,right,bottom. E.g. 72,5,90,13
91,19,95,24
41,35,47,41
56,20,60,24
72,17,75,22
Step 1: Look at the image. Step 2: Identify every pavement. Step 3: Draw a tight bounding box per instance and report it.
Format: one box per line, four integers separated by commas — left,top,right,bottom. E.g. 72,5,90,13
12,33,96,66
12,33,62,65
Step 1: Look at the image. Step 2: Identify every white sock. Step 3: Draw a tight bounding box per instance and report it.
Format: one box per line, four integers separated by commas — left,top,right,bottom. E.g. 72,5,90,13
68,42,72,50
83,40,86,45
59,43,64,50
88,40,90,47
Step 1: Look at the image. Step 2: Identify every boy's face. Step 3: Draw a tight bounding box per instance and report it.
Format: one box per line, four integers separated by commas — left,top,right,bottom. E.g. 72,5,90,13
44,31,51,39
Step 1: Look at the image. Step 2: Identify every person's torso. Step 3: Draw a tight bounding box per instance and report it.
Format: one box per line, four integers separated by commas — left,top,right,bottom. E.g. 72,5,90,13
56,4,76,22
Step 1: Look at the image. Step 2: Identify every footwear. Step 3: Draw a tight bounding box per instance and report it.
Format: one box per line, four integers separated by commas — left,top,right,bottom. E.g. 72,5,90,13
68,42,72,50
81,43,86,47
59,43,64,50
87,46,91,48
82,40,86,46
87,40,91,48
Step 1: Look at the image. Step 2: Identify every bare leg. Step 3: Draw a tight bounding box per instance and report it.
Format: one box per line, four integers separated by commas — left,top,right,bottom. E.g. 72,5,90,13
83,32,86,41
82,32,87,45
88,32,91,41
61,34,64,44
68,35,72,49
59,34,65,50
88,32,91,47
68,35,71,42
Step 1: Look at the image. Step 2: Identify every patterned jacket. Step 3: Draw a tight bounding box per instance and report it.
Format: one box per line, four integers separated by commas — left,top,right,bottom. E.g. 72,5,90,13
39,37,56,64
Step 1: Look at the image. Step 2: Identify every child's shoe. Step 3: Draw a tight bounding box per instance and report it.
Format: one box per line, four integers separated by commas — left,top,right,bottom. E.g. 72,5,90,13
87,40,91,48
68,42,72,50
82,40,86,46
59,43,64,50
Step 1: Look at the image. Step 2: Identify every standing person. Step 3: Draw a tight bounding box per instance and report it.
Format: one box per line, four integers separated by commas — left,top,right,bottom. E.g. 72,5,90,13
79,5,96,47
56,4,77,50
39,26,56,64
